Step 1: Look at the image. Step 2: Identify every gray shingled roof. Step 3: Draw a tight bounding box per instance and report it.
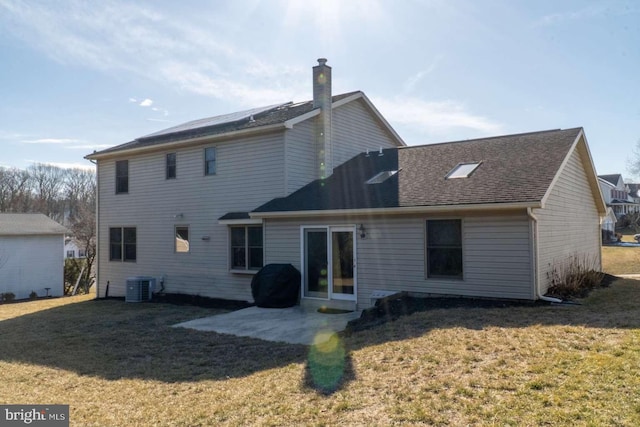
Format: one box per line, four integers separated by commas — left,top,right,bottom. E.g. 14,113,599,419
598,174,621,186
0,214,69,236
254,128,583,213
89,92,360,157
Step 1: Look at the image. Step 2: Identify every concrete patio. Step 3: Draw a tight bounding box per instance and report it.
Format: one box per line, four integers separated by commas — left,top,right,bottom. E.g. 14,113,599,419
173,305,361,345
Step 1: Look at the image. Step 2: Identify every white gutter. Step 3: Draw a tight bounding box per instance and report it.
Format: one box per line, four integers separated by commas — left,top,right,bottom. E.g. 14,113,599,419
527,207,562,303
252,201,541,219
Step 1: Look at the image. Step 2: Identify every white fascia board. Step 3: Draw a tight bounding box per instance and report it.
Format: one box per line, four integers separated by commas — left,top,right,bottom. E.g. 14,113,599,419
356,93,407,147
597,177,616,189
284,109,320,129
218,218,263,225
250,201,540,219
86,123,286,160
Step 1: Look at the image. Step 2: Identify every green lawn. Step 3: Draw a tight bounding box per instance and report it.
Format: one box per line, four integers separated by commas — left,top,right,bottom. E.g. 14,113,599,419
1,283,640,426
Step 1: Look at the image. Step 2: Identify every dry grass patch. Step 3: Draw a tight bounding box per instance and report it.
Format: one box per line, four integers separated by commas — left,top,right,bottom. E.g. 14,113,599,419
2,283,640,426
602,245,640,275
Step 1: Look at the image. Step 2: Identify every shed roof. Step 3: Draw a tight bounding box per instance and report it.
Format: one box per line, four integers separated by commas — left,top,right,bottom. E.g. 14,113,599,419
254,128,587,214
0,214,69,236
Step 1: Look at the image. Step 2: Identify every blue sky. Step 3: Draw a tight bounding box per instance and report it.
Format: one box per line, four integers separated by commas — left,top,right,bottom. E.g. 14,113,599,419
0,0,638,177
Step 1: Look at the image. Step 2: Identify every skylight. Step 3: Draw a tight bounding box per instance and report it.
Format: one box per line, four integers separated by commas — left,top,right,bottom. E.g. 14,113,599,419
366,170,398,184
446,162,481,179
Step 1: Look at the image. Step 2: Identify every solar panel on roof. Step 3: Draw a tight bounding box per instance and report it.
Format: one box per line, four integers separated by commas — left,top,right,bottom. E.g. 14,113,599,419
141,103,288,139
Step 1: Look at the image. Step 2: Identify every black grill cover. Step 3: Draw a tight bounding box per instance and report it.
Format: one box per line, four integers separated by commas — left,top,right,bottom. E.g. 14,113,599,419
251,264,301,308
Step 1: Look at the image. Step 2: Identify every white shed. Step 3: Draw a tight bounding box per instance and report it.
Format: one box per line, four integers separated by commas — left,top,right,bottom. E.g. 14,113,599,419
0,214,69,300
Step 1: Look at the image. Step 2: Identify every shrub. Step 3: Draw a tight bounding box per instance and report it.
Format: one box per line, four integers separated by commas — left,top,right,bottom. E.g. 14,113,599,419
1,292,16,303
547,254,605,299
29,291,38,300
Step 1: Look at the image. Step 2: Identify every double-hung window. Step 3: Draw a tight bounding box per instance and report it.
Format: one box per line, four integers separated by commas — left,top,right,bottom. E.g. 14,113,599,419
109,227,137,261
115,160,129,194
230,226,263,271
426,219,463,279
166,153,176,179
204,147,216,175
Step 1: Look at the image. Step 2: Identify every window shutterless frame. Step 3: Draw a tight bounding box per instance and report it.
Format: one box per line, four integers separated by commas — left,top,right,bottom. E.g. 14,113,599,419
204,147,216,175
229,225,263,271
425,219,463,279
175,225,189,253
166,153,176,179
109,227,136,262
115,160,129,194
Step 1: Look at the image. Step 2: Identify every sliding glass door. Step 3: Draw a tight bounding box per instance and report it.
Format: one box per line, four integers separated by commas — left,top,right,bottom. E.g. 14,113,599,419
303,226,356,301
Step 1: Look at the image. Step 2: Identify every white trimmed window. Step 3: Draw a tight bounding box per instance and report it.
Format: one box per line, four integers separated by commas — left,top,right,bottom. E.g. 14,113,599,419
426,219,463,279
204,147,216,175
175,226,189,253
230,225,263,271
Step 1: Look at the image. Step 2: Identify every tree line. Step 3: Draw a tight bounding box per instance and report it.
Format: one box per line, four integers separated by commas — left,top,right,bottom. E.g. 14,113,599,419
0,164,96,293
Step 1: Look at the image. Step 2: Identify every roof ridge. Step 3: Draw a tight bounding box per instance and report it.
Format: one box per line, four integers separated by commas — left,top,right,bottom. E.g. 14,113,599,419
399,127,582,150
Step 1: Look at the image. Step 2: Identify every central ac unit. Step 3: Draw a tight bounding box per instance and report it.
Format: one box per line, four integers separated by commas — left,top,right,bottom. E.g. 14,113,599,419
125,276,156,302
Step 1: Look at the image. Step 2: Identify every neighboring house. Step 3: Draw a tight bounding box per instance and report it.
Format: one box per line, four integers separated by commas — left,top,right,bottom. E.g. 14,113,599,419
598,174,640,218
601,207,618,242
65,238,87,259
0,213,69,299
627,183,640,204
87,59,606,310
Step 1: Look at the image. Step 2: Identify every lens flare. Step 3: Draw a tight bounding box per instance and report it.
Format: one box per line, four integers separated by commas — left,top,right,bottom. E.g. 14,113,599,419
307,331,346,393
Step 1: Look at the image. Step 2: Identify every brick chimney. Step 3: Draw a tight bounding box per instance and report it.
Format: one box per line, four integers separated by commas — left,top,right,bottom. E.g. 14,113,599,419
313,58,332,178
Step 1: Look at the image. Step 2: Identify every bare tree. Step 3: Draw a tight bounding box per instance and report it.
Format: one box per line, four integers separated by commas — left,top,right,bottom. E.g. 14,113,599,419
67,202,96,293
0,167,32,212
64,168,96,222
627,138,640,179
28,163,66,221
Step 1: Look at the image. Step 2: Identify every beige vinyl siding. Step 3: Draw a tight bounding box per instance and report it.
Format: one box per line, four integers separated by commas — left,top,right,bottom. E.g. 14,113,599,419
264,212,532,310
283,99,401,195
96,132,285,300
284,119,316,195
535,145,602,295
331,99,400,167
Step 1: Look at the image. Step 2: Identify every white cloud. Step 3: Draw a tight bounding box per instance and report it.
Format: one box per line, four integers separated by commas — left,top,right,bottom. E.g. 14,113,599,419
403,55,444,93
139,98,153,107
64,144,112,150
128,97,137,103
373,96,504,137
21,138,82,144
0,1,306,108
151,107,169,116
532,3,639,27
28,160,95,170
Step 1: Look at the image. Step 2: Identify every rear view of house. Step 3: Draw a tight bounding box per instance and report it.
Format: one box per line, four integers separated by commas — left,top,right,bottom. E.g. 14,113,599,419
86,59,405,303
0,213,68,299
88,59,605,310
254,128,606,310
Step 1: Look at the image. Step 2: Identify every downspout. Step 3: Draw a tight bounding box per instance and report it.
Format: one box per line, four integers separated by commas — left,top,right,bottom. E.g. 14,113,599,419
90,158,100,299
527,208,562,303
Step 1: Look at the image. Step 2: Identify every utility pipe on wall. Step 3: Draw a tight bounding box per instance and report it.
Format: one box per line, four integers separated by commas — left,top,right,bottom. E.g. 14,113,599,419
527,208,562,304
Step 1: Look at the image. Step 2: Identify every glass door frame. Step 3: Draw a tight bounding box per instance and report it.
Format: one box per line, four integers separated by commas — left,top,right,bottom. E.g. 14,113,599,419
300,225,357,302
